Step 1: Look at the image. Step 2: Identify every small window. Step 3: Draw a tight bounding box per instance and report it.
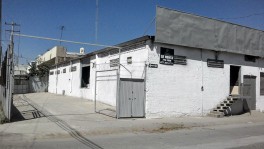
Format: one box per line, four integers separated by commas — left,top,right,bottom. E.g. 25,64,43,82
70,66,77,72
207,59,224,68
127,57,132,64
57,70,60,74
260,73,264,95
245,55,256,62
81,66,90,88
50,71,54,75
63,68,66,73
110,58,119,67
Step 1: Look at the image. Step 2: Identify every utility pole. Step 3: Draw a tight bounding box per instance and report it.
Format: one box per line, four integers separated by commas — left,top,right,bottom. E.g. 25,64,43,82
5,22,20,55
59,25,65,45
5,21,20,119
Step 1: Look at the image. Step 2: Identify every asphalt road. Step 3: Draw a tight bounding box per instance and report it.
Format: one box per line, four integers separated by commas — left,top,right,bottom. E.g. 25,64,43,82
1,122,264,149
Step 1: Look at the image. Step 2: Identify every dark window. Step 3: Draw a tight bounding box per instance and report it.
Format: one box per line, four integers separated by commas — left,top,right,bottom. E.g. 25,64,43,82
70,66,77,72
57,70,60,74
63,68,66,73
110,58,119,67
245,55,256,62
49,71,54,75
127,57,132,64
260,73,264,95
81,66,90,88
160,47,174,65
207,59,224,68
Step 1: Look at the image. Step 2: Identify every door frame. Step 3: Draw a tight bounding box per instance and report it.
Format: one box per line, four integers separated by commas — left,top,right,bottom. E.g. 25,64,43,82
243,75,257,110
230,65,241,95
117,78,146,118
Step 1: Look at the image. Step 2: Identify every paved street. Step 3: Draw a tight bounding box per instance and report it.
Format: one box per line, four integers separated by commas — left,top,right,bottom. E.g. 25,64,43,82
0,93,264,149
1,121,264,149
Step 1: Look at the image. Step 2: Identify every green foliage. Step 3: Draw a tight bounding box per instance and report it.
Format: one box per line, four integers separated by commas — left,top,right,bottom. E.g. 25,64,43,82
28,63,49,77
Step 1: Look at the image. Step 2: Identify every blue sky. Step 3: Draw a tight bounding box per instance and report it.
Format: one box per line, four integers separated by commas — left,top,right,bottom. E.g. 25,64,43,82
2,0,264,64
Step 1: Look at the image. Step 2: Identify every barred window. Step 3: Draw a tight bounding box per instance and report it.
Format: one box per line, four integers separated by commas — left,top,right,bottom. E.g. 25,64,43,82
70,66,77,72
110,58,119,67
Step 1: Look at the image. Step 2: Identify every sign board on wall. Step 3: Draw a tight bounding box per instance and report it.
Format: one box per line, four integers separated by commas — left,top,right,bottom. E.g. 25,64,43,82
160,47,174,65
149,64,158,68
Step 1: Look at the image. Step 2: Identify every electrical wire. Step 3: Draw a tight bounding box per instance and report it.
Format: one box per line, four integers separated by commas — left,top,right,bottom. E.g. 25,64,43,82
143,16,156,35
218,12,264,20
13,33,121,49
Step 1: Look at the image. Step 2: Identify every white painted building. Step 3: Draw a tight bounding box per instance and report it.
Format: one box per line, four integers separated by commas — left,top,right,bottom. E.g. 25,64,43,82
48,7,264,118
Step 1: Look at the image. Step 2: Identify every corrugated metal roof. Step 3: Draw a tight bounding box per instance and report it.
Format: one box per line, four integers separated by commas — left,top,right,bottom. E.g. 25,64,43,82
51,35,154,68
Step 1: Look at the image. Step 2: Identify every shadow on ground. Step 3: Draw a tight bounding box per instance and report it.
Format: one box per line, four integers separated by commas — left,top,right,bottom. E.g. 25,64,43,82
11,96,44,122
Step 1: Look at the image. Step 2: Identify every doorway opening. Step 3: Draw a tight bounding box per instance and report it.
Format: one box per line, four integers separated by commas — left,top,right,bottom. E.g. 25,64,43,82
81,66,90,88
230,66,241,95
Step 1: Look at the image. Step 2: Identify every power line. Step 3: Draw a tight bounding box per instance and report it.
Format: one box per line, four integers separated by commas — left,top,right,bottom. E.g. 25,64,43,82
143,16,155,35
13,33,121,49
218,12,264,20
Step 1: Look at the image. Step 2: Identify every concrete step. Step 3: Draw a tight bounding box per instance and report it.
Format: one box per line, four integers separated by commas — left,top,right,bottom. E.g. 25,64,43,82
227,96,240,101
217,106,228,110
223,100,234,104
220,103,231,107
210,110,223,114
213,108,225,112
207,112,224,118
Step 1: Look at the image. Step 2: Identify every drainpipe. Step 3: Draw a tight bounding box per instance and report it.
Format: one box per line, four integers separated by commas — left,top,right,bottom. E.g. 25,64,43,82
70,60,73,93
200,49,204,116
56,65,58,94
116,47,121,118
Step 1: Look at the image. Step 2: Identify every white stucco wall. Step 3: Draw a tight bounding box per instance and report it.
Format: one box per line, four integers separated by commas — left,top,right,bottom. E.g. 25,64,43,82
48,59,93,100
48,44,149,107
146,43,264,118
48,38,264,118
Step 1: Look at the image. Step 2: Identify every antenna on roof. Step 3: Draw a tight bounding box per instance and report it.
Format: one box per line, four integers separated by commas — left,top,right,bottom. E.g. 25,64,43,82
95,0,99,43
59,25,65,45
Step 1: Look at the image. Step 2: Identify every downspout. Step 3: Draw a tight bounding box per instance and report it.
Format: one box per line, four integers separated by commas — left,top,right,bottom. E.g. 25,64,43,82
200,49,204,116
56,65,58,94
70,60,73,93
116,47,121,118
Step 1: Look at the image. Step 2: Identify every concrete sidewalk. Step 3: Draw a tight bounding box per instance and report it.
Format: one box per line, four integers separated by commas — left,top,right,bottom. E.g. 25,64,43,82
1,92,264,140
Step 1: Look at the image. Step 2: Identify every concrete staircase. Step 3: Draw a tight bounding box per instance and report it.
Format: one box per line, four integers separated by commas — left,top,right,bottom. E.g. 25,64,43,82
207,95,240,118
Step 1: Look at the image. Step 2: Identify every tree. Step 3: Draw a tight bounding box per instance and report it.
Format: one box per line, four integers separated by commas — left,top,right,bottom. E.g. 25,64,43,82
28,63,49,77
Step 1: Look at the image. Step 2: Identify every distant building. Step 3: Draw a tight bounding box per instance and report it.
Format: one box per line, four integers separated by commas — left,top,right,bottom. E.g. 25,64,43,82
36,46,84,67
14,64,28,76
14,64,29,94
